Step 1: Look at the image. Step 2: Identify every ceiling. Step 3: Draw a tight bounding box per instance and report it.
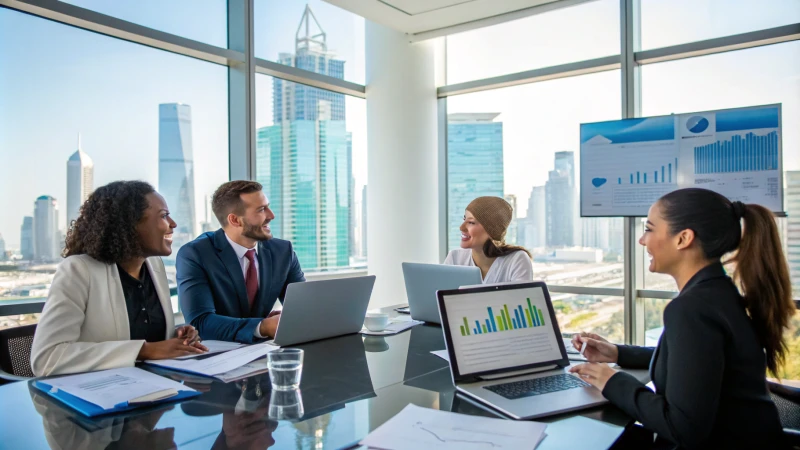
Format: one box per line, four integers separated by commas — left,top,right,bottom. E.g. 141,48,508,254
325,0,582,41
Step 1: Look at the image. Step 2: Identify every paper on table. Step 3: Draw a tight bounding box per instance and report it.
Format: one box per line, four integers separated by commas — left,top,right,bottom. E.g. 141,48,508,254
359,404,547,450
43,367,194,410
146,343,279,376
174,340,246,359
360,319,423,336
431,350,449,362
536,416,623,450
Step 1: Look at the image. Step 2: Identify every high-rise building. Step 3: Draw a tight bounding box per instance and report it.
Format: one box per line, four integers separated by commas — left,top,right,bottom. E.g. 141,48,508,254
524,186,546,249
786,171,800,295
66,134,94,228
0,233,6,261
608,218,624,255
158,103,196,261
583,217,610,250
362,185,368,258
33,195,60,262
546,151,576,247
20,216,33,261
447,113,504,250
256,6,351,271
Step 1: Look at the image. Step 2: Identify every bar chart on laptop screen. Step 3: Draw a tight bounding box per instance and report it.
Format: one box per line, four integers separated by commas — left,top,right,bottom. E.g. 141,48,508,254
444,288,563,375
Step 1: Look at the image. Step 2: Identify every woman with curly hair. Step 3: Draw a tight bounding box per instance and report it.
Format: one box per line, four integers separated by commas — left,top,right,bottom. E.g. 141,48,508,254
31,181,207,376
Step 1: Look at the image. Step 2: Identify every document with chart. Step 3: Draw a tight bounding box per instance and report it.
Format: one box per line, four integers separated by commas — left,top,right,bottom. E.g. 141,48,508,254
580,104,783,216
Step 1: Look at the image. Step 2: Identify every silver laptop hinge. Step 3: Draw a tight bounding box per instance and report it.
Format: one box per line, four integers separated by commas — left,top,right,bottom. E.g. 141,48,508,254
477,364,558,381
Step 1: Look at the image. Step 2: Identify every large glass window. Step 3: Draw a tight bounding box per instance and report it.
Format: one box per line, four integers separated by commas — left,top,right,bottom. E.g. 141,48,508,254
445,0,619,85
255,74,367,273
255,0,365,84
0,9,229,322
60,0,228,47
639,0,800,51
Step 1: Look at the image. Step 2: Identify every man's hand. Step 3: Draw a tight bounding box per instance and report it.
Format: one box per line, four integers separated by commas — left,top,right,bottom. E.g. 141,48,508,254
138,337,207,360
259,313,281,338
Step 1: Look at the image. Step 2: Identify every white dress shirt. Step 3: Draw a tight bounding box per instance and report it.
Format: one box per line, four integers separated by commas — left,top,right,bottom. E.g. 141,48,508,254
443,248,533,284
224,233,265,337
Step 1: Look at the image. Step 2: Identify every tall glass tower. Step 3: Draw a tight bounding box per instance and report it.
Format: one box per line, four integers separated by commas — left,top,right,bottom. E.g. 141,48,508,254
66,134,94,228
256,6,351,271
158,103,196,261
20,216,33,261
546,151,576,247
447,113,504,251
33,195,59,262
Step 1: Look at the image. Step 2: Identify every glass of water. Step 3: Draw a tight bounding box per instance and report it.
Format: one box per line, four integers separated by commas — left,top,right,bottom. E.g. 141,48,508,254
267,348,304,391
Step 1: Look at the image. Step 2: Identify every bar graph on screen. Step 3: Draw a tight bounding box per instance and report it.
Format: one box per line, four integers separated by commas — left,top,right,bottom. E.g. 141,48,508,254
459,298,546,336
693,131,778,174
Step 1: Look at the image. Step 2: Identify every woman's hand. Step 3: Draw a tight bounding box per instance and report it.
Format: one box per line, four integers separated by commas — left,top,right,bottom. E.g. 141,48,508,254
571,332,619,363
569,363,618,391
175,325,206,350
138,337,207,360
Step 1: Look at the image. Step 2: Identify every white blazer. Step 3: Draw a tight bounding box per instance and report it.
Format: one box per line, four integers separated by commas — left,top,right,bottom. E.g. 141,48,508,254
31,254,175,377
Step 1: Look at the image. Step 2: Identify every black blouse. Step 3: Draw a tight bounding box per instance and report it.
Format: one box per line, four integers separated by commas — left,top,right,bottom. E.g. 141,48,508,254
117,264,167,343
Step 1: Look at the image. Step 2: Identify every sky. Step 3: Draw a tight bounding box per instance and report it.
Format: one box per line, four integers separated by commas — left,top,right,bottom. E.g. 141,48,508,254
1,0,799,247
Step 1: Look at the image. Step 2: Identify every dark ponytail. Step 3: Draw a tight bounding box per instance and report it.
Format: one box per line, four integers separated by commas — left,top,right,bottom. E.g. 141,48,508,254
727,203,794,376
659,188,793,376
482,239,531,259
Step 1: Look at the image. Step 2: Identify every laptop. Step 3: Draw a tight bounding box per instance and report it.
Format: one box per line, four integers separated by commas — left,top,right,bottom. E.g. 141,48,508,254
436,281,607,420
402,262,482,324
271,276,376,346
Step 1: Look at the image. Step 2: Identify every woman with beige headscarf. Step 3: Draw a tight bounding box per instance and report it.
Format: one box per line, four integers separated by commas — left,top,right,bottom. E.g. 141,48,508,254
444,196,533,284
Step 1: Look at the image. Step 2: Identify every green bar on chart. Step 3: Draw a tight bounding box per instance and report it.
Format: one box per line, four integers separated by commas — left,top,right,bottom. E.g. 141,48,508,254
496,316,504,331
460,325,465,336
481,324,487,333
525,309,533,327
504,304,512,329
463,317,470,335
537,307,545,326
501,311,509,330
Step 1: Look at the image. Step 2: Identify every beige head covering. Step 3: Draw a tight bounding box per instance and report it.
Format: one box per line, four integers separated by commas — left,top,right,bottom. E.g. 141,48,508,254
466,196,513,242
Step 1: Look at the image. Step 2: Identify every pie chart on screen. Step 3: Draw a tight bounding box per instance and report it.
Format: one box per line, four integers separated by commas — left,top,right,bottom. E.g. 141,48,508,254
686,116,709,133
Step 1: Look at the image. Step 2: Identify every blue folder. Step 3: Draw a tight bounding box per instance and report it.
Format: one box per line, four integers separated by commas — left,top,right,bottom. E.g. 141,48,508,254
31,379,201,418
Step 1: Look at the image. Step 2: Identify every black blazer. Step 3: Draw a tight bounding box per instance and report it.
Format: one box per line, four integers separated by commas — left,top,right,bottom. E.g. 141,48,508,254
603,262,786,450
177,229,305,343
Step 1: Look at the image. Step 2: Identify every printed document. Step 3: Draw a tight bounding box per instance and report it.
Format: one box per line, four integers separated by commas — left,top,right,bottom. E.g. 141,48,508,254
174,340,245,359
146,343,278,376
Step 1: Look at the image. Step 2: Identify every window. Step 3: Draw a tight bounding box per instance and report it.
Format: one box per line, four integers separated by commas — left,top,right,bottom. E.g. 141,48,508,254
557,294,625,343
60,0,228,47
445,0,619,85
639,0,800,51
446,70,624,335
255,74,367,273
255,0,366,84
0,9,229,320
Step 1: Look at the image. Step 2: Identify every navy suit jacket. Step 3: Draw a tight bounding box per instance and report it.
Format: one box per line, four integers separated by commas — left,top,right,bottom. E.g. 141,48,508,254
177,229,305,343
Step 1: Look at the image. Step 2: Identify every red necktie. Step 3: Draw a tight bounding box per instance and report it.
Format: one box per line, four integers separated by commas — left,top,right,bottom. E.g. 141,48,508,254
244,249,258,308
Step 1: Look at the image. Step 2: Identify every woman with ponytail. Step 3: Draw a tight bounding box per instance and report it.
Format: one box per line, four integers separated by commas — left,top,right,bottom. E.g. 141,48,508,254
444,196,533,283
569,188,792,449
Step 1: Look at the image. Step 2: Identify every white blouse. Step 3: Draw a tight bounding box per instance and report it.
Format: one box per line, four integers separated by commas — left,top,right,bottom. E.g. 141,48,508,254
443,248,533,284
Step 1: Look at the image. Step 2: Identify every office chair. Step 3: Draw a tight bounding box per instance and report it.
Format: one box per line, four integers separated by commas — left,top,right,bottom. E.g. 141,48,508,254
0,323,36,382
768,380,800,448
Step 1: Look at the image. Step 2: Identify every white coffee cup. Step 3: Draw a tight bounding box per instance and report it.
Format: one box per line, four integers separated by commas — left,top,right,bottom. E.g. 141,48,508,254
364,313,390,332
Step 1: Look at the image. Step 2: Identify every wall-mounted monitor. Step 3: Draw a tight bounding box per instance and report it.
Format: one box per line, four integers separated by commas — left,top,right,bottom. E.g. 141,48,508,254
579,104,783,217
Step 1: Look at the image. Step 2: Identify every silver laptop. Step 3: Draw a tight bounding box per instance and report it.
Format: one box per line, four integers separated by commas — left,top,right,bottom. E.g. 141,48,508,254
402,263,482,324
272,276,376,346
436,281,607,420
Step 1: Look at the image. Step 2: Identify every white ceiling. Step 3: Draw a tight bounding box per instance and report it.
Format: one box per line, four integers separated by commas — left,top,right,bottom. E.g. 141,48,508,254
325,0,577,41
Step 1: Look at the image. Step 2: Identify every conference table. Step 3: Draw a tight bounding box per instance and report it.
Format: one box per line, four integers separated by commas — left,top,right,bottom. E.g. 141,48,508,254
0,306,649,449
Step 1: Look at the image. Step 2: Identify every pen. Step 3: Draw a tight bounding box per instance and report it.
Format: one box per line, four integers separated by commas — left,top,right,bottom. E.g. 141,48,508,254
580,337,587,357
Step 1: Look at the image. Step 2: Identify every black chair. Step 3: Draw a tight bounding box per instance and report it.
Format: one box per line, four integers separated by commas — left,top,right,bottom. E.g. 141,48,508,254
768,380,800,448
0,324,36,382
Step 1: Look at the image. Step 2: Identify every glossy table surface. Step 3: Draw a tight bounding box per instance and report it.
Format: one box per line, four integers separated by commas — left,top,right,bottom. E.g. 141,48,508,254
1,310,648,450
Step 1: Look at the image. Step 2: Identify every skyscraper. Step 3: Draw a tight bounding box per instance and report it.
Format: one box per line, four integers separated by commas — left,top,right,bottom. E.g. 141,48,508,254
256,6,351,271
66,134,94,228
158,103,196,261
524,186,546,249
20,216,33,261
0,233,6,261
546,151,576,247
447,113,504,250
786,171,800,295
33,195,60,262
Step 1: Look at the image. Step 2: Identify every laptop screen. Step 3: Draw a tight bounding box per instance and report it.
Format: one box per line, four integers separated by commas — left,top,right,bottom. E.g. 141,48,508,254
441,286,563,376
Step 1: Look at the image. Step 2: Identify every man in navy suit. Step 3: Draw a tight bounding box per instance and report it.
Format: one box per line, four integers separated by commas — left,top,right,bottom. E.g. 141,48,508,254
177,180,305,343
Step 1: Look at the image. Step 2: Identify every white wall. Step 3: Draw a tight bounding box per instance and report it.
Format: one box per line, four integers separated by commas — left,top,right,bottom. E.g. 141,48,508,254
366,23,440,308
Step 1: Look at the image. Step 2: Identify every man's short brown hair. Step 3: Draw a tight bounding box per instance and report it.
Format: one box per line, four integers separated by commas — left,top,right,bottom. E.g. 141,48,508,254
211,180,263,227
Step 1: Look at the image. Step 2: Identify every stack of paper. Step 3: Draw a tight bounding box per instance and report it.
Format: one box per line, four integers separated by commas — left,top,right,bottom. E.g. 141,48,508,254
33,367,199,417
145,343,279,382
360,404,547,450
174,340,245,359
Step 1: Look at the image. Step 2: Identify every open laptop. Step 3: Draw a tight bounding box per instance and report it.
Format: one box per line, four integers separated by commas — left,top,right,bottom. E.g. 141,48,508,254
436,281,607,420
402,262,482,324
271,276,376,346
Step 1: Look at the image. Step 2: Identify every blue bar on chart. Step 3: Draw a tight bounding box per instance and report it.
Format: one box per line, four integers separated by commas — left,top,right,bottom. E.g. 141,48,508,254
693,131,777,174
618,177,621,184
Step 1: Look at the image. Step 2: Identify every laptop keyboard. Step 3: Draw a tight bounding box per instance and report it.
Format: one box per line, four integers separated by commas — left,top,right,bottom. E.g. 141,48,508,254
484,374,590,400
